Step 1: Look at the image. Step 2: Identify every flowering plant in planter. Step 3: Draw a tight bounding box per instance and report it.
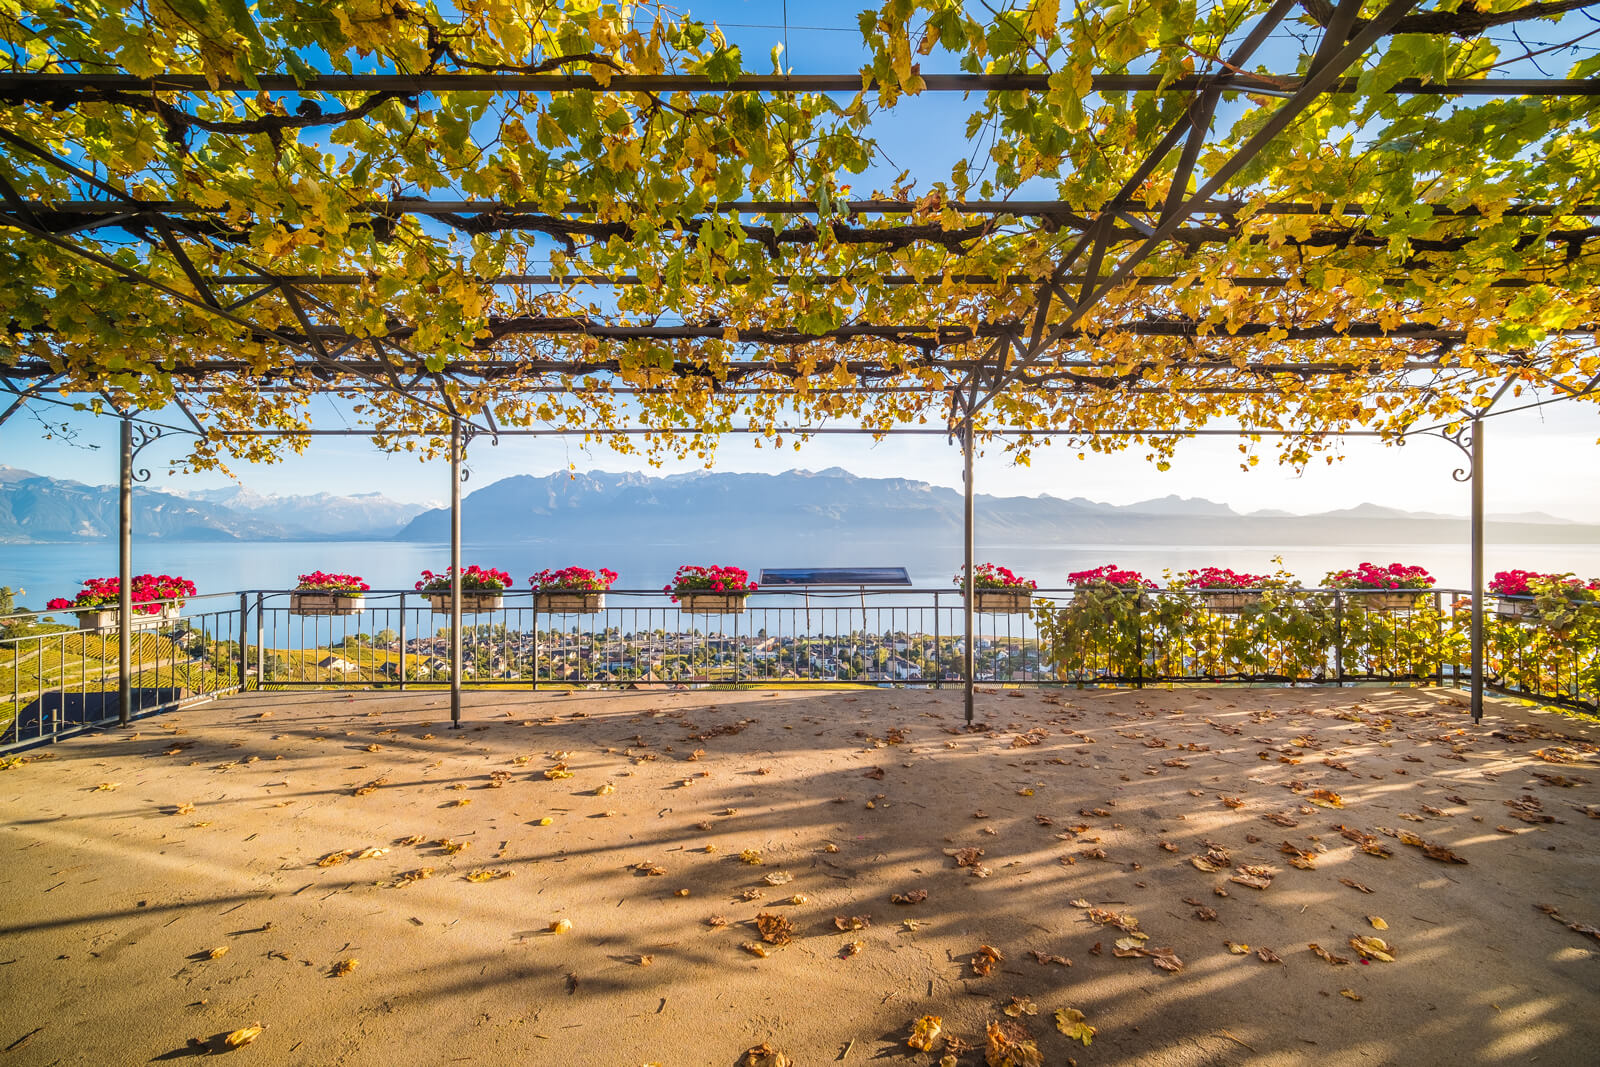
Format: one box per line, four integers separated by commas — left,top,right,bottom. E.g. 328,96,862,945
953,563,1038,590
291,571,370,616
296,571,370,594
416,565,512,614
532,566,619,613
530,567,618,592
1066,565,1155,589
1176,567,1273,590
1175,566,1277,615
666,565,756,600
1487,570,1599,597
1489,570,1600,624
667,565,756,614
1322,563,1435,590
955,564,1037,613
415,566,513,593
48,574,196,617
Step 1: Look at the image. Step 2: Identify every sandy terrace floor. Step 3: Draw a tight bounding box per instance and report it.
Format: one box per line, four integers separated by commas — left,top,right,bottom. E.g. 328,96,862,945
1,686,1598,1067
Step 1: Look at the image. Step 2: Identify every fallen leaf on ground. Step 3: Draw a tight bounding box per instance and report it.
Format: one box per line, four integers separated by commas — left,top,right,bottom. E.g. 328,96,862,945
755,913,795,945
970,944,1004,976
548,918,572,934
763,871,792,886
1340,878,1374,893
1339,989,1363,1001
1027,950,1070,966
1280,842,1317,869
1003,995,1037,1017
465,868,512,882
907,1015,943,1051
394,835,426,846
354,847,388,860
834,915,870,931
740,941,770,958
890,889,927,905
1309,789,1344,809
223,1025,263,1049
737,1042,790,1066
1056,1007,1095,1046
317,850,353,867
1310,943,1351,965
206,946,228,960
944,847,985,868
840,940,864,957
1230,872,1273,890
330,958,358,977
1257,947,1284,964
739,849,764,865
985,1020,1043,1067
1226,941,1250,954
1348,935,1396,962
1368,916,1389,930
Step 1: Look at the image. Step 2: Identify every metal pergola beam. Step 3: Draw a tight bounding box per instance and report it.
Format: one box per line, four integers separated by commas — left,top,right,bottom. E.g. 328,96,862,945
2,72,1595,96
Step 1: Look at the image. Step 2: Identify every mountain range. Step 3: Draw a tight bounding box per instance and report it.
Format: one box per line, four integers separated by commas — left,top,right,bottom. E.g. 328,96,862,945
0,467,430,543
1,465,1589,546
393,467,1591,547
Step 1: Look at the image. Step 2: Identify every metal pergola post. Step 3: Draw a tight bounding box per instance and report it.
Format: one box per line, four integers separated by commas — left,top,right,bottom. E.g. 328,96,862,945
117,418,132,726
450,420,463,729
1470,420,1485,723
962,419,975,724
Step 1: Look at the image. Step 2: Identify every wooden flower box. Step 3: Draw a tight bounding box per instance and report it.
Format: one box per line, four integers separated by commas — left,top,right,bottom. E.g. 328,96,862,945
72,603,181,631
676,592,748,614
535,590,606,613
427,591,504,614
1198,592,1259,614
1494,596,1587,630
290,592,366,616
1346,591,1426,612
971,588,1033,613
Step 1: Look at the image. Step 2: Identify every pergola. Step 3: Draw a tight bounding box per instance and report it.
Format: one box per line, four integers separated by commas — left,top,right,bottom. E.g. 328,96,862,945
2,0,1598,726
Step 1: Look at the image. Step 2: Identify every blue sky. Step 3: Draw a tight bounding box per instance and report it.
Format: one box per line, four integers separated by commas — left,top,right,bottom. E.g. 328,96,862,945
3,2,1598,519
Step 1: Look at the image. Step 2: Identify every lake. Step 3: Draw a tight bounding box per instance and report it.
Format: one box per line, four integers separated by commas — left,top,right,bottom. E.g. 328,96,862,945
6,538,1600,608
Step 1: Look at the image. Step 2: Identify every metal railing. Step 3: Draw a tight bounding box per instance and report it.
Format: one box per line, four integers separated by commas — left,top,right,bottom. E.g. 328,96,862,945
1,592,248,752
4,585,1595,752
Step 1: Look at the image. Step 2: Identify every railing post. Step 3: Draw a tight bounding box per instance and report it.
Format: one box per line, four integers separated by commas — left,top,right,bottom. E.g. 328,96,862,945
254,593,264,684
450,420,463,728
962,419,975,723
238,592,248,692
1333,589,1344,685
932,592,940,690
1470,419,1485,723
118,418,133,726
397,591,407,691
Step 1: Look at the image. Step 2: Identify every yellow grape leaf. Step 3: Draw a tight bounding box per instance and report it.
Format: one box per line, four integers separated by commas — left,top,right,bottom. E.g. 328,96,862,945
1056,1007,1096,1046
1349,935,1396,962
535,817,553,826
1368,916,1389,930
907,1014,943,1050
224,1024,263,1049
1003,995,1038,1017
